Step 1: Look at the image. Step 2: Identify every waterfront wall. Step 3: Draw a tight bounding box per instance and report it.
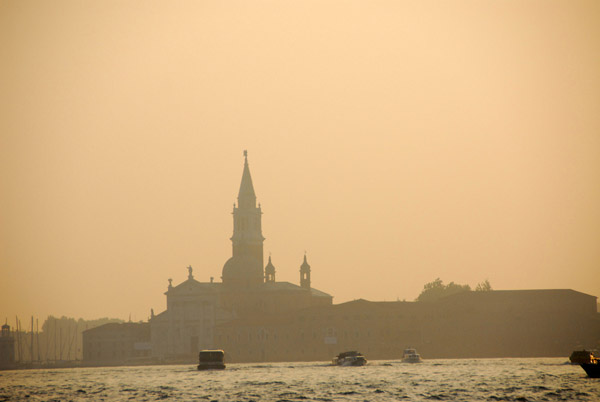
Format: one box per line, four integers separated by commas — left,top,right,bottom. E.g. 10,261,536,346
214,289,600,362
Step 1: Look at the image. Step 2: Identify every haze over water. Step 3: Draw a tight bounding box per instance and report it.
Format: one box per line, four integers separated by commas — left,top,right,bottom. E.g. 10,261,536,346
2,358,600,401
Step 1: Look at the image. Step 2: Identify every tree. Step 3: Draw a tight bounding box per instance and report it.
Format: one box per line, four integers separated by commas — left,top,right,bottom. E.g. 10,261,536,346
475,279,492,292
416,278,471,302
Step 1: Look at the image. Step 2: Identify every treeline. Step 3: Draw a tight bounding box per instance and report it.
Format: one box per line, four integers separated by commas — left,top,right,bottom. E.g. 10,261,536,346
10,315,123,362
416,278,492,302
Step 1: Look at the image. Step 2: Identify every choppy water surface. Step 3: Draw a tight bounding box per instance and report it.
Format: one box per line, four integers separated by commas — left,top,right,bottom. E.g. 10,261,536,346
1,358,599,401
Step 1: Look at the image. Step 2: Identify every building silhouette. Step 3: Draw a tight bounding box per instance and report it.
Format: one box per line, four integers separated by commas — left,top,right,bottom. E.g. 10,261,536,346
214,289,599,362
81,153,599,365
149,152,332,360
83,322,150,363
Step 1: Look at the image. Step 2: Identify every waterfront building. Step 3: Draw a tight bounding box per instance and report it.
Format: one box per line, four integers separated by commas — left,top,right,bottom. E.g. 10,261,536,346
215,289,600,362
149,152,332,361
83,322,150,363
84,153,599,364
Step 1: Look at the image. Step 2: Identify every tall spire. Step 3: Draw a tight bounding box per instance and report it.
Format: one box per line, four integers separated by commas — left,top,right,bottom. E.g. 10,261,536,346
222,151,265,287
238,150,256,208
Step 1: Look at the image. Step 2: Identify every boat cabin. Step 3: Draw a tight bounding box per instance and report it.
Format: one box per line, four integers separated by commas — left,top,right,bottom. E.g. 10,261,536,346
197,350,226,370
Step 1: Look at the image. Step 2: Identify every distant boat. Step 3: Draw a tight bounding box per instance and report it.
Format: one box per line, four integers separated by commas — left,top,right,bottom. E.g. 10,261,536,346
569,350,599,378
332,351,367,366
570,350,596,364
402,348,422,363
197,350,225,370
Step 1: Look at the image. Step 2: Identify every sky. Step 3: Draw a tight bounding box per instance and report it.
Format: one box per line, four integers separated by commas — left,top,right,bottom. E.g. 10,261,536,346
1,0,599,323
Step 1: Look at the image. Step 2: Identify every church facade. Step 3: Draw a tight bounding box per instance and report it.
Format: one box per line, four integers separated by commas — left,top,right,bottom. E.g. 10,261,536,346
150,153,332,360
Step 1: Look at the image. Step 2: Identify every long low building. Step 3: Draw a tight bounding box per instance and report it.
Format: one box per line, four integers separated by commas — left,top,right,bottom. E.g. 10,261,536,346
214,289,600,362
83,322,151,364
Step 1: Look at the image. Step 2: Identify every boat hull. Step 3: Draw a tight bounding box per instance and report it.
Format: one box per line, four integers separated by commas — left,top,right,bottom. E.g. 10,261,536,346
340,358,367,366
580,363,600,378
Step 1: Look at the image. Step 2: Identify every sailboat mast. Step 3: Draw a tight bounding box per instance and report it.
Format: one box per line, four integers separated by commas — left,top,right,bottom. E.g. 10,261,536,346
15,316,19,362
65,324,70,360
44,317,49,361
68,322,78,361
31,316,34,363
36,318,40,362
54,319,57,361
59,327,62,361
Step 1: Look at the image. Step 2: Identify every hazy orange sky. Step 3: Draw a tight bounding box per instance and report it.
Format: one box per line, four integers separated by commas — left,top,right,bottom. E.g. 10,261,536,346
1,1,599,323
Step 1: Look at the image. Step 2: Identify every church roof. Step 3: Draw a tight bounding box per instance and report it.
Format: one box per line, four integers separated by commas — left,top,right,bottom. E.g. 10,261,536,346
165,278,222,295
259,281,331,298
438,288,597,302
164,277,330,298
83,322,149,335
152,310,168,320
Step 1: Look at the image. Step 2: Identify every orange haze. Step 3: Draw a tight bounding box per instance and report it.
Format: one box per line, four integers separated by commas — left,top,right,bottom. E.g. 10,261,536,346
1,0,599,322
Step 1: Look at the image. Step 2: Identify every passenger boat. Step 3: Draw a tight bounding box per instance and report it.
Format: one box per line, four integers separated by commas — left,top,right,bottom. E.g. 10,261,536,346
197,350,225,370
402,348,422,363
332,351,367,366
570,350,600,378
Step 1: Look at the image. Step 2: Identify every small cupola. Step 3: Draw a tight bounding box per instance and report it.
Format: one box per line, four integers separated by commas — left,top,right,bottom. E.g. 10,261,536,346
300,254,311,289
265,255,276,283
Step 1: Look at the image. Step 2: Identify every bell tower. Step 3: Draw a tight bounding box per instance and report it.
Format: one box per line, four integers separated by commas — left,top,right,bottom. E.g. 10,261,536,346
300,254,311,289
222,151,265,286
231,151,264,265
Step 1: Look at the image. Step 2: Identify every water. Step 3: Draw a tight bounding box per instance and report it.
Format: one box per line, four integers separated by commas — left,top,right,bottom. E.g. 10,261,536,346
1,358,599,401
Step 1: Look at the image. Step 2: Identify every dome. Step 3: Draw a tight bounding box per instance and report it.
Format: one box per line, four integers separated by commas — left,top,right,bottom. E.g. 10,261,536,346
222,255,264,285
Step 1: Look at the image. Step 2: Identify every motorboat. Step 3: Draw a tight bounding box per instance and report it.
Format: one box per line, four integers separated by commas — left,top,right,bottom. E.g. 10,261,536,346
402,348,422,363
570,350,600,378
332,351,367,366
197,350,225,370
